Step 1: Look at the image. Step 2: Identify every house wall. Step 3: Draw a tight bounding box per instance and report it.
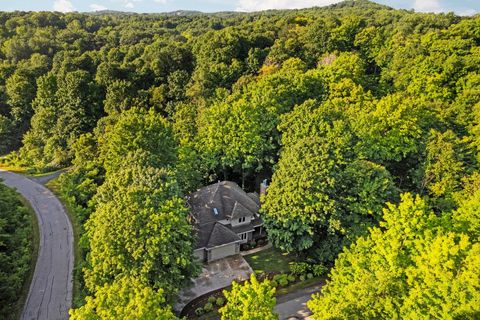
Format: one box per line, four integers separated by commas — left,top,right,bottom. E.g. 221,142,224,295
208,242,238,262
194,248,205,262
230,215,252,227
237,231,253,243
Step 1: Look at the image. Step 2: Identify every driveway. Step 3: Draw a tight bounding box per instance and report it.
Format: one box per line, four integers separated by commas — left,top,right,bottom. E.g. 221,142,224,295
0,170,73,320
275,282,323,320
175,254,252,312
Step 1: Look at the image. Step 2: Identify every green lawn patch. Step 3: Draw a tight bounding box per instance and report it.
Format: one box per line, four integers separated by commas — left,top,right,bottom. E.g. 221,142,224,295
244,247,294,274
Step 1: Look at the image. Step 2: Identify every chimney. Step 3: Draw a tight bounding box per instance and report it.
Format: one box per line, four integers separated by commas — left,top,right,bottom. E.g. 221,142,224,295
260,179,268,198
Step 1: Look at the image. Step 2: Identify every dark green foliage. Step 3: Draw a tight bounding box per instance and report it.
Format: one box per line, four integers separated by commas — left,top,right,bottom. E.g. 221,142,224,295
0,183,33,317
1,3,480,316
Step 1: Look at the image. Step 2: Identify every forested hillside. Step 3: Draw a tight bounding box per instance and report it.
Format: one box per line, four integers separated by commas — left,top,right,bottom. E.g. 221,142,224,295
0,184,34,318
0,0,479,317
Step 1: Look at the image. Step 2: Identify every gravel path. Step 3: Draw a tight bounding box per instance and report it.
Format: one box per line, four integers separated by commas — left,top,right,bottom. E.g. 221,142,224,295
0,170,73,320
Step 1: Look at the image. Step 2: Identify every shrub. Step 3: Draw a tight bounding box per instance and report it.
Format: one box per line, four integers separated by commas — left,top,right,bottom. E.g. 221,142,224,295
249,240,257,248
312,264,327,277
195,307,204,316
287,274,296,282
299,275,306,281
216,297,225,306
307,273,314,279
257,238,265,246
270,280,278,287
208,296,216,304
279,278,289,287
290,262,309,275
204,302,213,312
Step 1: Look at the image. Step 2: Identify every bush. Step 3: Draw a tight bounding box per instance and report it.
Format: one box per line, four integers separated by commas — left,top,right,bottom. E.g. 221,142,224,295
195,307,204,316
216,297,225,306
204,302,213,312
257,238,265,246
287,274,296,282
249,240,257,248
307,273,314,279
208,296,216,304
312,264,327,277
299,275,306,281
290,262,309,275
270,280,278,287
279,278,289,287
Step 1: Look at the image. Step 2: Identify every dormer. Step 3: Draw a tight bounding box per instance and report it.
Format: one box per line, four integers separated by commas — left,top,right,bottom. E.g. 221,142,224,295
230,201,253,227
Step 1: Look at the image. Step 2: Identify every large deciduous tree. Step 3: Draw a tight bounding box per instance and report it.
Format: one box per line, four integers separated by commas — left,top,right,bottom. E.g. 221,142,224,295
219,274,277,320
84,158,197,298
70,276,178,320
308,193,480,319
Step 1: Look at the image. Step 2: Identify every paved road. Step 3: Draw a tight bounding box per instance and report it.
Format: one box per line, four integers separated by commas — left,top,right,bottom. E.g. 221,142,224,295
275,282,324,320
0,170,73,320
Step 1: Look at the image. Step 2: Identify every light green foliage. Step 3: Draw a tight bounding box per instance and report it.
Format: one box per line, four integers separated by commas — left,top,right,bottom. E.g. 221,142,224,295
264,97,398,262
308,193,480,319
421,129,475,210
220,274,278,320
1,7,480,317
98,108,176,173
453,176,480,241
197,59,324,179
354,93,425,162
84,159,197,297
69,276,178,320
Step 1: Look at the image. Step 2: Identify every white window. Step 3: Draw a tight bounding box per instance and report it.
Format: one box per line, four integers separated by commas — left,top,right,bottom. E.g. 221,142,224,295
240,233,247,240
238,217,246,223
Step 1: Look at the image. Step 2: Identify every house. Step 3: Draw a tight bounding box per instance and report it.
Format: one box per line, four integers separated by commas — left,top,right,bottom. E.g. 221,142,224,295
188,181,265,263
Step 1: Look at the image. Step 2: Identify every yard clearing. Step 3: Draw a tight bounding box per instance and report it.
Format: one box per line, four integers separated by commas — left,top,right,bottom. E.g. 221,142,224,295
244,247,294,274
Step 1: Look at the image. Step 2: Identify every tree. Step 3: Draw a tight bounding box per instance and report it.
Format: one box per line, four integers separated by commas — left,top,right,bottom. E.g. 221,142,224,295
264,103,398,262
70,276,178,320
219,274,277,320
421,129,474,211
308,193,480,319
98,108,176,173
353,93,425,163
84,158,197,298
197,59,325,183
0,183,33,316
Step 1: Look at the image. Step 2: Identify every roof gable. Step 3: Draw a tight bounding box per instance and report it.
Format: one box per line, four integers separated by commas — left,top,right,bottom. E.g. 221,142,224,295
231,201,252,220
206,223,240,248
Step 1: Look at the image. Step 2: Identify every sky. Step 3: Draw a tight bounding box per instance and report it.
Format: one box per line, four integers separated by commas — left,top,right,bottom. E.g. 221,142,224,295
0,0,478,15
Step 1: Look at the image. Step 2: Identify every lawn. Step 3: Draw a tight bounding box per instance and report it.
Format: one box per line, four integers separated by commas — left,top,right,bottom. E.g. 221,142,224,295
244,247,294,274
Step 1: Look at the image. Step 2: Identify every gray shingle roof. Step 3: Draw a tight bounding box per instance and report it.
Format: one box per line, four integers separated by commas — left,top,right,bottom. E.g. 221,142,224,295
189,181,261,249
231,201,252,220
206,223,240,248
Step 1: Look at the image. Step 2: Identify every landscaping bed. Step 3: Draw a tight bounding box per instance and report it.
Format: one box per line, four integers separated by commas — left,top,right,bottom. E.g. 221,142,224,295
182,249,328,319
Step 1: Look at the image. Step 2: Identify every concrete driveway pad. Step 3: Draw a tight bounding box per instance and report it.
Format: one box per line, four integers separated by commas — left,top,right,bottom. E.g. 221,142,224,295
175,254,252,312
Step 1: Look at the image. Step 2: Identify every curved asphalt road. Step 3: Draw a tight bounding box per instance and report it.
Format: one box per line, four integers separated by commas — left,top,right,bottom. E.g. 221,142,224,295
0,170,73,320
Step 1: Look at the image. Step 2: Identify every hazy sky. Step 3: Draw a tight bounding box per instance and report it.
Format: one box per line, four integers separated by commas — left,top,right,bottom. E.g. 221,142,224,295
0,0,478,15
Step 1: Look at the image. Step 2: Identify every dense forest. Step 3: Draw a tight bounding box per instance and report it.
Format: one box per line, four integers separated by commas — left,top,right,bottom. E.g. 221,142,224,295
0,0,479,318
0,184,34,318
